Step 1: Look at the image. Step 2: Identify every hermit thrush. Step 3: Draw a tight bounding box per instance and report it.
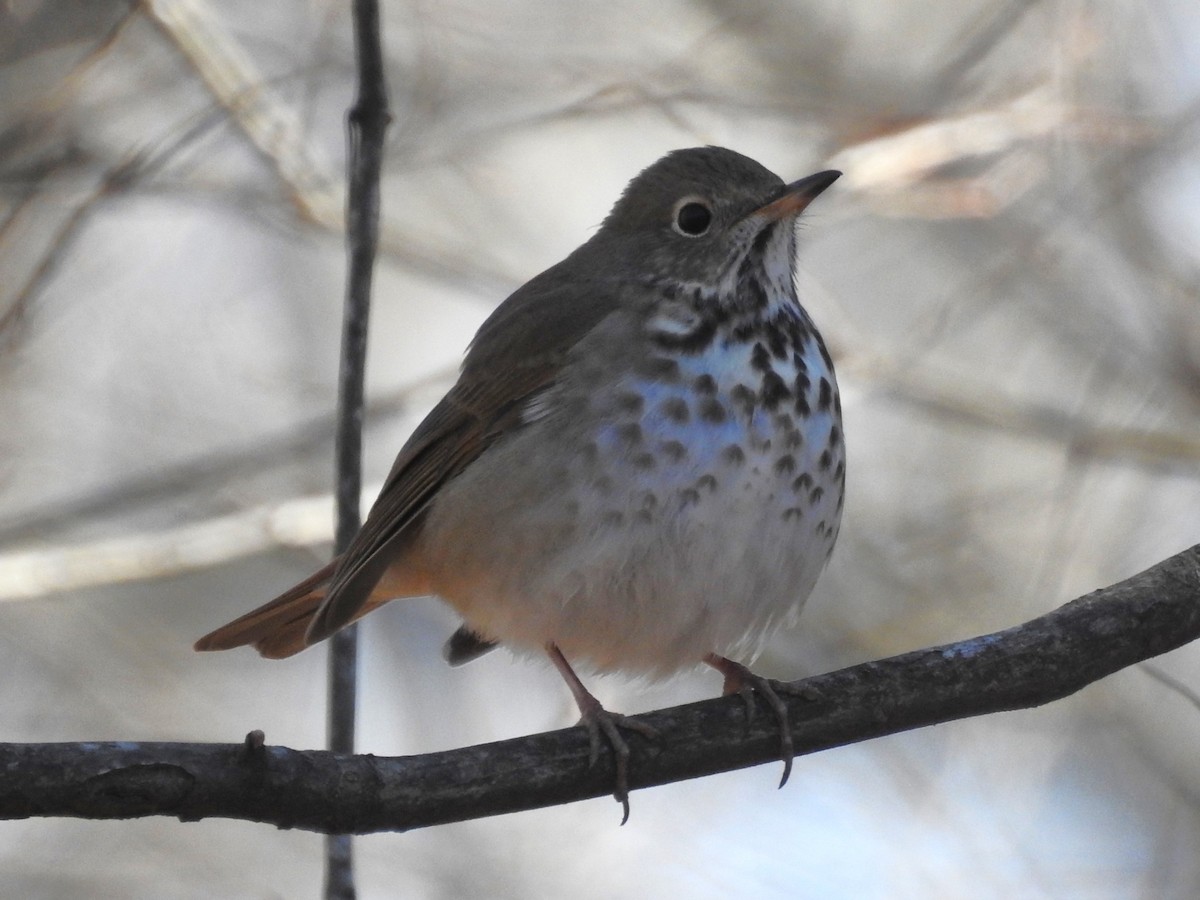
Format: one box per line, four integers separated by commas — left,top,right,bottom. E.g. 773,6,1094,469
196,147,845,820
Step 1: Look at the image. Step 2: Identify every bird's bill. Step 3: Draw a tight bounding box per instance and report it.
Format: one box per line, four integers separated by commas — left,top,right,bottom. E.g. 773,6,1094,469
751,169,841,222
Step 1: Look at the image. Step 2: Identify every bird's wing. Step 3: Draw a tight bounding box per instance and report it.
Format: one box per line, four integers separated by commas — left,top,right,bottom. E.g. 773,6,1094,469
304,268,629,643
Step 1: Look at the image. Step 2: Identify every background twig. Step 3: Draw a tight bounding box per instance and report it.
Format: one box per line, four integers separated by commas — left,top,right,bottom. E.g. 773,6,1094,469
328,1,389,898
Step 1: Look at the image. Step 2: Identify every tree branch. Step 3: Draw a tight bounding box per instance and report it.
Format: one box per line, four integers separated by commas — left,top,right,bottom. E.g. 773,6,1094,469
1,544,1197,832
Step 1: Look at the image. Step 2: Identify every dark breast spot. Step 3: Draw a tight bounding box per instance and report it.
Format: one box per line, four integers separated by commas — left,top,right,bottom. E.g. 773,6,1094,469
817,338,834,371
699,397,727,424
767,326,787,360
751,342,771,373
617,422,643,445
731,321,757,342
615,392,644,415
660,440,687,462
818,378,832,412
633,452,656,470
731,384,757,414
660,397,690,423
760,370,791,409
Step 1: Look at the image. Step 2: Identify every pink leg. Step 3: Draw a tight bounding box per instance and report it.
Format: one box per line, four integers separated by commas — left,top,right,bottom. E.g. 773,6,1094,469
547,643,657,824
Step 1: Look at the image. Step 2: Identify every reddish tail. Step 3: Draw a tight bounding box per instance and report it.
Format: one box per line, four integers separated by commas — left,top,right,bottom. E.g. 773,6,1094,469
196,552,426,658
194,563,337,659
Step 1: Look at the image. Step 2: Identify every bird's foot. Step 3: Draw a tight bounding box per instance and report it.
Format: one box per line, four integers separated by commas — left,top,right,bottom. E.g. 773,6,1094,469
548,643,658,824
704,654,819,788
573,691,659,824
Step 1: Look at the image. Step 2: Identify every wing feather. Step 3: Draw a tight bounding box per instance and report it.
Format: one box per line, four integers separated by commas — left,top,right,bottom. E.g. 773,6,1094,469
304,268,627,644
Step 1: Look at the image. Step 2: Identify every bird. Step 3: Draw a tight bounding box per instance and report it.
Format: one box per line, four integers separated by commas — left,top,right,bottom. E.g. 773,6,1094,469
196,146,845,821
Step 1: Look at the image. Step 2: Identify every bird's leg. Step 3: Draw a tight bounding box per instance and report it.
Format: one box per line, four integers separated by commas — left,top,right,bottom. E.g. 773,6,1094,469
704,653,818,788
547,643,658,824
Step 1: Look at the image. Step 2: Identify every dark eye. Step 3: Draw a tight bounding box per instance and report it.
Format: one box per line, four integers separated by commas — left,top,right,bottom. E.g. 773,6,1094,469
673,201,712,236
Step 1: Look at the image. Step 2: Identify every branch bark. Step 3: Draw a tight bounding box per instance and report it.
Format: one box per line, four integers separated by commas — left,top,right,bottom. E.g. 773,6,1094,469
2,544,1197,833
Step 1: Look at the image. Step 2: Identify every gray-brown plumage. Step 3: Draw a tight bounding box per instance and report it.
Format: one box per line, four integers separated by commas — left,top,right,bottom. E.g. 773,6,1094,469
196,147,844,818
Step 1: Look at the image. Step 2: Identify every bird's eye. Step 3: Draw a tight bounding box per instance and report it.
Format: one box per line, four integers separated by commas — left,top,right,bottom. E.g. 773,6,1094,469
673,200,712,237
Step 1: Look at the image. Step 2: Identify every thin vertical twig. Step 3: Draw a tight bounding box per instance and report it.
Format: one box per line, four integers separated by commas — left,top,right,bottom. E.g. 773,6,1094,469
327,2,390,899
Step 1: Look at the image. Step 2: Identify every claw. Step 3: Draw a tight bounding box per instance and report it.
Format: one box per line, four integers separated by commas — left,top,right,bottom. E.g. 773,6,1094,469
548,644,658,823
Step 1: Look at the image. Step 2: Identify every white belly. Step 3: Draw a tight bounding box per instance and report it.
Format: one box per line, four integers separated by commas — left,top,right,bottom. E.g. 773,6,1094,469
417,334,844,677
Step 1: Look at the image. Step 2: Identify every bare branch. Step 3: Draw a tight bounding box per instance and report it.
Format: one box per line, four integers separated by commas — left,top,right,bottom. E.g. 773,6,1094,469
143,0,341,224
1,544,1196,833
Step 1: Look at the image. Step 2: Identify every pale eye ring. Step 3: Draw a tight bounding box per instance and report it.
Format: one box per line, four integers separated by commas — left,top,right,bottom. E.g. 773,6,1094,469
672,197,713,237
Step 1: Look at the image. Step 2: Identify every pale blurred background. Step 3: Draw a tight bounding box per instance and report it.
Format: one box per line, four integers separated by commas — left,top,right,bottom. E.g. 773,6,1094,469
3,1,1200,898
